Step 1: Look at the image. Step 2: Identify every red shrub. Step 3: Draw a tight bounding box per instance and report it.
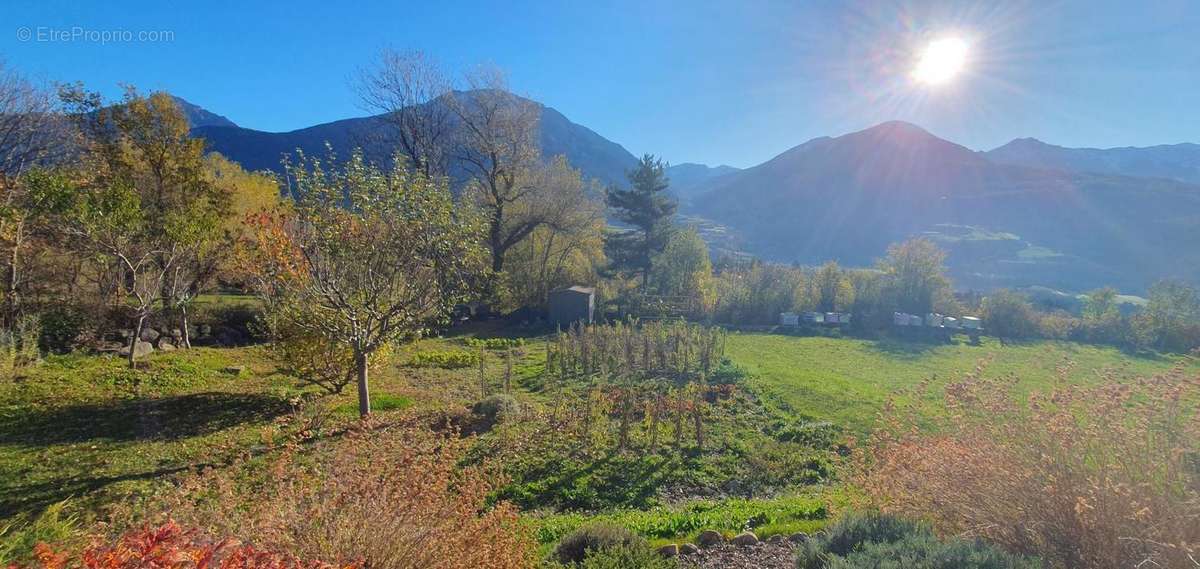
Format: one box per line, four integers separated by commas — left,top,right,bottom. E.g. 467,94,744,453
20,522,351,569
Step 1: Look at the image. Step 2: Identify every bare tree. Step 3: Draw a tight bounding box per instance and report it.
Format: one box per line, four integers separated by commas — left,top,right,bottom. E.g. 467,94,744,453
356,49,456,177
448,70,549,273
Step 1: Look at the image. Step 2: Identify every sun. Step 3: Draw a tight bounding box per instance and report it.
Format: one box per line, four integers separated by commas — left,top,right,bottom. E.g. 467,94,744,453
912,37,969,86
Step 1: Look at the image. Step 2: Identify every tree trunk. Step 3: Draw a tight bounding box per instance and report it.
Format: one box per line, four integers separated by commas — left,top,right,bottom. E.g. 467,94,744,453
5,220,22,330
355,348,371,417
129,313,147,369
180,304,191,349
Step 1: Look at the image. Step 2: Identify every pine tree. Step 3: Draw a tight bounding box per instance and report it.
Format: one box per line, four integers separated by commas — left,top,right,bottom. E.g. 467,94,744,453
606,154,677,287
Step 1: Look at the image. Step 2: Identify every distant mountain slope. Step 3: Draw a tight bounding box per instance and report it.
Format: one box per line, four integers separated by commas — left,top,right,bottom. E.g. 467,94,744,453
692,121,1200,292
193,91,638,187
985,137,1200,184
666,162,739,202
171,96,237,128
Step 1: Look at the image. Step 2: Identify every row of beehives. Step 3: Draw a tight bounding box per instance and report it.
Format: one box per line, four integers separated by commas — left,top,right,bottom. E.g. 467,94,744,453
779,311,852,326
894,312,981,330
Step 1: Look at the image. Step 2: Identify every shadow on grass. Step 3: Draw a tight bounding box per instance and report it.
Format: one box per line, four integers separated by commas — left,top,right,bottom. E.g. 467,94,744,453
0,392,291,446
867,338,944,359
0,464,194,519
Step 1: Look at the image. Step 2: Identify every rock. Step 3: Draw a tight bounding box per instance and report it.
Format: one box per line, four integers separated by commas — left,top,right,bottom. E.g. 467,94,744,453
679,543,700,555
767,534,787,545
222,365,246,376
115,329,134,340
656,544,679,557
696,530,725,548
140,327,160,342
158,341,176,352
730,532,759,546
118,340,154,358
169,328,183,339
788,532,809,544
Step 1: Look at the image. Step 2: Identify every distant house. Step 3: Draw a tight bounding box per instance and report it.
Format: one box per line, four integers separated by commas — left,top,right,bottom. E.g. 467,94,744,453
548,286,595,327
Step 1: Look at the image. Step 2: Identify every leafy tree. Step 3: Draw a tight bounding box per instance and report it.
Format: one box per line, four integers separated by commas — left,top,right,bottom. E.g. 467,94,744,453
652,226,716,316
63,87,233,346
247,150,485,416
879,238,950,315
812,260,855,312
606,155,677,287
0,63,66,328
1143,279,1200,352
982,289,1039,342
500,156,605,310
31,168,181,367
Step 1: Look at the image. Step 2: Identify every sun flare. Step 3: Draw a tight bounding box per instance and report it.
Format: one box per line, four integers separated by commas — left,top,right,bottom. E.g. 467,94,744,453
912,37,969,86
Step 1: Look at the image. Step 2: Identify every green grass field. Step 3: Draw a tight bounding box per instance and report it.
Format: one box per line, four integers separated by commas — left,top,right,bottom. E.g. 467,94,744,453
725,332,1191,433
2,325,1192,556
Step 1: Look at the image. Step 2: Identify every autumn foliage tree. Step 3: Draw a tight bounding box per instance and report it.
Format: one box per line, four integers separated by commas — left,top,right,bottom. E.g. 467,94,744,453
247,150,485,416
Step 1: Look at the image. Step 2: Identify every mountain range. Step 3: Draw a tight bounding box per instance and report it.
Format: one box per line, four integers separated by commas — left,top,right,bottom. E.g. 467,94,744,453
175,94,1200,293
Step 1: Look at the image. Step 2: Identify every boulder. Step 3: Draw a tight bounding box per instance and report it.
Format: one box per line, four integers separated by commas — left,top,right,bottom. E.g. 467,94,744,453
696,530,724,548
730,532,759,546
140,327,161,342
222,365,246,376
788,532,809,544
656,544,679,557
118,340,154,359
679,543,700,555
158,341,177,352
767,534,787,545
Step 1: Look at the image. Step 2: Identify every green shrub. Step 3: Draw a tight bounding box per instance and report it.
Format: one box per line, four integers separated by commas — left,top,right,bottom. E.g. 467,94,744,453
37,305,88,353
577,543,674,569
472,393,521,426
408,349,479,369
796,513,1038,569
466,337,525,350
710,356,747,384
554,523,645,565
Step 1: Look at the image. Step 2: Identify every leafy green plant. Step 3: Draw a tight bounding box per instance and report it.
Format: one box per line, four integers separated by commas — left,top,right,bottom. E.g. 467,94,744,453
576,542,674,569
408,349,480,369
553,523,645,565
796,512,1039,569
466,337,525,350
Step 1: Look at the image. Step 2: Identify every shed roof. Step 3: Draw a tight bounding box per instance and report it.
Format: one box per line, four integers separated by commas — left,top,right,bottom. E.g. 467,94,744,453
551,285,596,295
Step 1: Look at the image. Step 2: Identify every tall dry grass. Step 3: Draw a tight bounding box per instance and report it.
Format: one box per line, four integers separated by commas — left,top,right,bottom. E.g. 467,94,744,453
859,358,1200,568
156,418,534,569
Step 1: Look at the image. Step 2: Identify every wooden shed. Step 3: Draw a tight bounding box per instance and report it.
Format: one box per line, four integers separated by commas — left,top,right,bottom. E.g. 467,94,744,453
548,286,595,327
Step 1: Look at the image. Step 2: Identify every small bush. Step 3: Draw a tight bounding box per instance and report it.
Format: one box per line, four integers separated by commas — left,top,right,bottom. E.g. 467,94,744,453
796,513,1038,569
577,543,674,569
554,523,645,565
37,306,88,353
709,357,747,384
472,394,521,427
408,349,479,369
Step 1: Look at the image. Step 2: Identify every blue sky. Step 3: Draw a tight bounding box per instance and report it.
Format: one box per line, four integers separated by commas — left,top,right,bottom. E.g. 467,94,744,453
3,0,1198,168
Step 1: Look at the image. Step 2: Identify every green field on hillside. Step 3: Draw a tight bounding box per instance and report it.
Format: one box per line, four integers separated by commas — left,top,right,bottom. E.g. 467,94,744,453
2,328,1191,554
725,332,1192,433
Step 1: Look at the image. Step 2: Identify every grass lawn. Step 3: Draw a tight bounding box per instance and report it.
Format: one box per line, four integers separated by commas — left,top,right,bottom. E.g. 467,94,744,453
725,332,1193,433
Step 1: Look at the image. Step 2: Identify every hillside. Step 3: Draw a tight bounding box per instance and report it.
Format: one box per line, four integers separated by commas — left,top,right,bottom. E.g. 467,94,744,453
193,91,640,187
986,137,1200,184
690,121,1200,292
